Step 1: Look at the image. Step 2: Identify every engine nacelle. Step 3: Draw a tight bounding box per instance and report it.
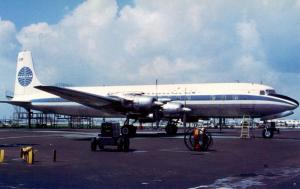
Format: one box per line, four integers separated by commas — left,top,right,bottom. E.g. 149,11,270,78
162,102,191,117
132,96,156,110
122,96,157,111
162,102,184,116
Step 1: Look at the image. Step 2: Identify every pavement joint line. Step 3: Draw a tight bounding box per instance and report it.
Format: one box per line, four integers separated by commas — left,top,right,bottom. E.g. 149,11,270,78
32,131,97,135
0,134,61,140
132,150,148,153
159,149,191,153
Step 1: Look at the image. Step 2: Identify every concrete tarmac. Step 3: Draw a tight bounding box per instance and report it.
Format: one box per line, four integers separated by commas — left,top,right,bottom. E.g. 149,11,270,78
0,128,299,189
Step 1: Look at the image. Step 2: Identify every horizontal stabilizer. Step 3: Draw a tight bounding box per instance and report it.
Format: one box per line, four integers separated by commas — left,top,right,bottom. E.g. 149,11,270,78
35,86,121,110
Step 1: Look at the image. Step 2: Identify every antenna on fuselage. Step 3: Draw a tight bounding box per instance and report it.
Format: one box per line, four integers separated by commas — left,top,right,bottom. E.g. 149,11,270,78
155,79,158,100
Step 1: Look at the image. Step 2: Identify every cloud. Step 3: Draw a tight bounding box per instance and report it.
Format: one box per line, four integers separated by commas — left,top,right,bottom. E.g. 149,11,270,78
0,19,18,57
0,19,19,115
236,20,261,54
0,0,299,117
0,19,19,86
136,56,200,82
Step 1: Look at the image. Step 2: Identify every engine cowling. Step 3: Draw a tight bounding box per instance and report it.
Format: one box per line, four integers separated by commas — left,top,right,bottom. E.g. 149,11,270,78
121,95,160,111
162,102,190,117
132,96,156,110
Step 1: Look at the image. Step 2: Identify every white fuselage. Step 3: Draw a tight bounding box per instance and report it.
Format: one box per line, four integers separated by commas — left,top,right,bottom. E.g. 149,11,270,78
13,83,299,119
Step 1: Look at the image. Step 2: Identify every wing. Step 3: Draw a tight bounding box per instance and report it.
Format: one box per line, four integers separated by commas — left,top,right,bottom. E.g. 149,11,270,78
0,101,31,109
35,86,122,110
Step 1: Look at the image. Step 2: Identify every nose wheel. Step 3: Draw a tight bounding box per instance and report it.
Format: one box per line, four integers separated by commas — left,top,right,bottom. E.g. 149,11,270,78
262,128,274,138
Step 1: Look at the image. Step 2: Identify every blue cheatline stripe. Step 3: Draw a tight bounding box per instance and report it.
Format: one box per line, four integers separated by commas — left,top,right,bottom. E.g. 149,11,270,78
31,94,293,106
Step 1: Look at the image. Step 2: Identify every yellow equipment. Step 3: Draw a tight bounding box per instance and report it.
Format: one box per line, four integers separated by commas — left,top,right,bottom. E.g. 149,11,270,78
0,149,4,163
20,147,34,164
240,115,251,139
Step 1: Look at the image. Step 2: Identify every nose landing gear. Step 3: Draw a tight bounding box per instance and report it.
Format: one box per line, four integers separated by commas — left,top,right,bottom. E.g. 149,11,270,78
262,122,278,139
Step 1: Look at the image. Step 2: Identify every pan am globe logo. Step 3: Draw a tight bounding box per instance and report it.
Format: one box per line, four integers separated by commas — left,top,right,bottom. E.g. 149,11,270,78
18,67,33,87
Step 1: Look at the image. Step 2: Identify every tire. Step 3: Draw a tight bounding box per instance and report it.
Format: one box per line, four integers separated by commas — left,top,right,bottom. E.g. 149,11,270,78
91,138,97,151
184,128,194,151
262,128,273,138
98,139,104,150
121,125,137,138
117,137,124,151
201,133,213,151
165,124,178,135
123,137,130,152
121,125,130,137
129,125,137,137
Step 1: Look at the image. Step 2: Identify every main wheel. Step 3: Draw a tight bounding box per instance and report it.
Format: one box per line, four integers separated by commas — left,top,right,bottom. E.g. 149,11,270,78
262,128,273,138
91,138,97,151
165,124,178,135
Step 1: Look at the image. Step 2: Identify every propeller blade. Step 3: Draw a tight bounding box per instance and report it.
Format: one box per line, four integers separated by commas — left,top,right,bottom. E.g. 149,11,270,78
153,101,164,106
182,107,191,112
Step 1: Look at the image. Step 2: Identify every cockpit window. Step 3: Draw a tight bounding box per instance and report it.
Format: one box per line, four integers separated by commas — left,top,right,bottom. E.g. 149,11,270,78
260,90,265,95
266,89,276,95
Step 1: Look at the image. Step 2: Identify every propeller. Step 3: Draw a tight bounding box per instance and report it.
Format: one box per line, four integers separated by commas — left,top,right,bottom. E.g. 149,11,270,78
154,79,160,129
182,88,191,132
183,88,187,132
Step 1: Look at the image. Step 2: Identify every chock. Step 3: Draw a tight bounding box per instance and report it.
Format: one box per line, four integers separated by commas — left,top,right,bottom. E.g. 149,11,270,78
0,149,4,163
20,147,34,164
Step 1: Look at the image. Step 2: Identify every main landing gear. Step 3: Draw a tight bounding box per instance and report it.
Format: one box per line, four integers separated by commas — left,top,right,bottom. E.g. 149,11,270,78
262,128,273,138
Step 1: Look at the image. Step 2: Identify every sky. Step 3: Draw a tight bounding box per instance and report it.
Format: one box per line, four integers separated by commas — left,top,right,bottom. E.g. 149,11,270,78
0,0,299,119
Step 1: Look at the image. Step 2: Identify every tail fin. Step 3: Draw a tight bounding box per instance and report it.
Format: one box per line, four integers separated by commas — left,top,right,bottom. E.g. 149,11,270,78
13,51,42,99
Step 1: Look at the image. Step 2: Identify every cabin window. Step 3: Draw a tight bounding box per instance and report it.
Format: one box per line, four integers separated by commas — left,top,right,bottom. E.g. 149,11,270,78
260,90,265,95
266,89,276,95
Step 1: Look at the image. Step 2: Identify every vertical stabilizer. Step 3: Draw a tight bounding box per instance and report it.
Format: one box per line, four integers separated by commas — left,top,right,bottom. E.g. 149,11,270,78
13,51,42,99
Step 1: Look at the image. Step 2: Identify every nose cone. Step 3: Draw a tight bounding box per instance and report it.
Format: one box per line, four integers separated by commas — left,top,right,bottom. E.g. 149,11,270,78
282,95,299,110
293,98,299,109
287,96,299,109
270,93,299,110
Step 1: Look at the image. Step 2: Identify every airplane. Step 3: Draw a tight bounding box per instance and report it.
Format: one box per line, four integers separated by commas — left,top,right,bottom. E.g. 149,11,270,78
1,51,299,138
